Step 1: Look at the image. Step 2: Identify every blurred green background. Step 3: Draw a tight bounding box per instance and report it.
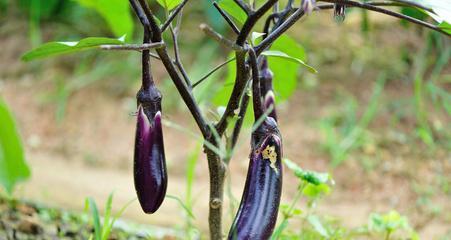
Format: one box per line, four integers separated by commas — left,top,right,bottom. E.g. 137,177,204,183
0,0,450,239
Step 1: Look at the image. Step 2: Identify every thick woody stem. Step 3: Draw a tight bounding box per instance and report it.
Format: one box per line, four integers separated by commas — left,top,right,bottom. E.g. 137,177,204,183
205,144,226,240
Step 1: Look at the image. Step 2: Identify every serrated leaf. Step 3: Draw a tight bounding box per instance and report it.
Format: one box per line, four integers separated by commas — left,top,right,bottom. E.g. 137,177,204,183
0,98,31,195
21,37,125,61
76,0,134,39
217,0,247,24
284,159,329,185
156,0,182,10
262,50,317,73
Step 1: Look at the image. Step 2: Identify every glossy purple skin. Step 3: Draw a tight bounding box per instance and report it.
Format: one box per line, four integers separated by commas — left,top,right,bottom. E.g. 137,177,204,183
228,119,283,240
134,106,167,214
259,58,277,121
264,91,277,121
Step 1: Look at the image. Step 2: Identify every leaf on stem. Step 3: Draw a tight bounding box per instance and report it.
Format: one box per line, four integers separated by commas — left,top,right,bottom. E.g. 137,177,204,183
261,50,317,73
21,36,125,61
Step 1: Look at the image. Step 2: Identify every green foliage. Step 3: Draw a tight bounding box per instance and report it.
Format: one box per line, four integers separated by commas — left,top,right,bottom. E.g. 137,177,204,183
156,0,182,11
85,193,136,240
0,97,31,196
268,34,309,101
283,159,329,186
438,21,451,34
368,211,419,240
319,74,386,167
21,36,125,62
217,0,247,24
261,50,317,73
76,0,134,39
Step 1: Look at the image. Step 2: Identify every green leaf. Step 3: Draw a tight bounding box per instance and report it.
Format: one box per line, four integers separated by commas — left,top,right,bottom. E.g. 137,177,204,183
268,34,308,101
302,183,331,199
76,0,134,39
261,50,317,74
21,36,125,62
438,21,451,34
86,197,102,240
251,32,266,45
101,193,114,240
217,0,247,24
0,98,31,195
307,215,330,238
156,0,182,10
284,159,329,185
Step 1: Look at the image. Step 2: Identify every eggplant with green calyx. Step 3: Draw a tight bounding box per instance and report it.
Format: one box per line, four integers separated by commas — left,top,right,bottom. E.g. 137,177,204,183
228,117,283,240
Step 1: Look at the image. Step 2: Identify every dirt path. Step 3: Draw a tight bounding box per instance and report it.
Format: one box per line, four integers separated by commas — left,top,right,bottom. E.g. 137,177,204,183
2,80,449,239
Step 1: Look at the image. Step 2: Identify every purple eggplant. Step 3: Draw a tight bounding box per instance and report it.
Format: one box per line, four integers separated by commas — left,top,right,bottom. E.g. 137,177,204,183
134,103,167,214
259,57,277,121
228,117,283,240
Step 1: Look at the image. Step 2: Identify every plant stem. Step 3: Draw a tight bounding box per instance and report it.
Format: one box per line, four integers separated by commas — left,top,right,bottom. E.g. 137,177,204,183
205,145,226,240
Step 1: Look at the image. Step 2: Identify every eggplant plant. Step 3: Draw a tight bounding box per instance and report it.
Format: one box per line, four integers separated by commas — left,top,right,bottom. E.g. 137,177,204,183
22,0,450,238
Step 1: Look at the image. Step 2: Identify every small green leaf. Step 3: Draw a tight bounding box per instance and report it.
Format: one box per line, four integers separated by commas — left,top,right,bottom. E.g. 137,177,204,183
268,34,307,101
438,21,451,34
156,0,182,10
251,32,266,45
302,183,331,198
284,159,329,185
0,97,31,195
101,193,114,240
307,215,330,238
86,197,102,240
262,50,317,73
76,0,134,39
217,0,247,24
21,37,125,62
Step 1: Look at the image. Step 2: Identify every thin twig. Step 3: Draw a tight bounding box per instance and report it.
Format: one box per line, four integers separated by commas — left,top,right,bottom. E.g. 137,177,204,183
99,42,165,51
169,10,192,88
213,2,241,35
215,50,249,135
161,0,190,32
193,57,236,88
136,0,162,41
133,0,210,138
317,0,450,36
236,0,278,45
200,23,246,51
255,7,305,56
249,48,263,119
234,0,252,14
230,86,250,149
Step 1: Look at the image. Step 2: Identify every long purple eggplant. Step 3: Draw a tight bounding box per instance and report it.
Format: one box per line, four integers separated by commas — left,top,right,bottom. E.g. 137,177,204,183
228,117,283,240
134,86,167,214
